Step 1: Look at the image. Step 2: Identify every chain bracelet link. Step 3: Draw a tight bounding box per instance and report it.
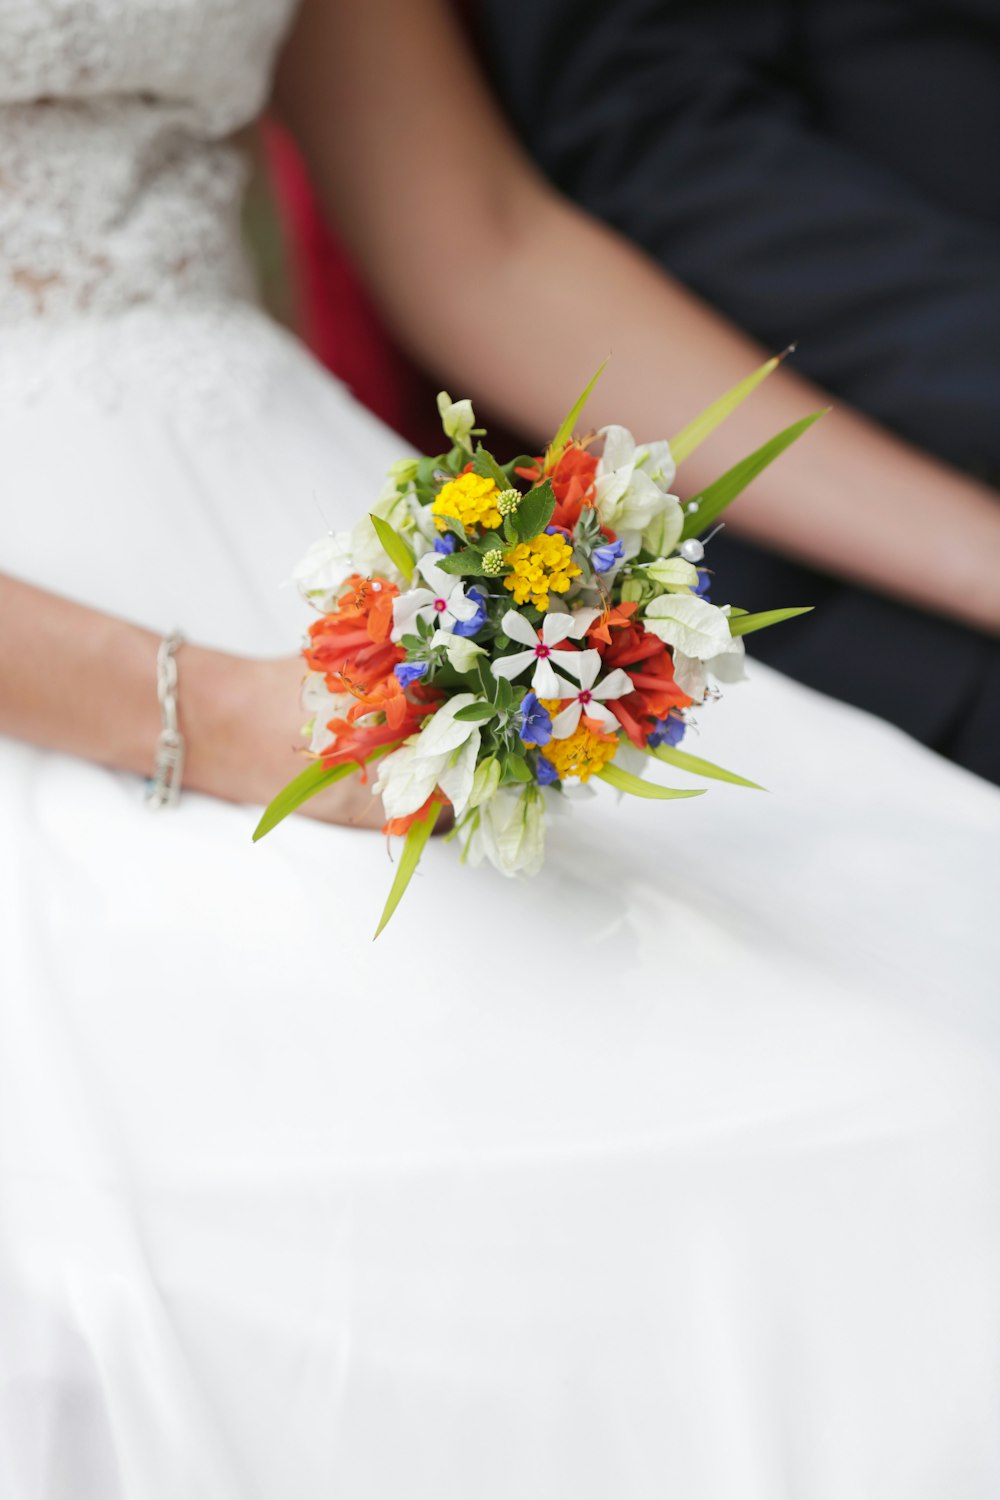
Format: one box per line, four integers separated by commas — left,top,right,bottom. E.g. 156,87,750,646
145,630,185,809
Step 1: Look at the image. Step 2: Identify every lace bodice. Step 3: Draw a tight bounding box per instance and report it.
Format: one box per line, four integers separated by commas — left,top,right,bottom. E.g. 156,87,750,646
0,0,300,322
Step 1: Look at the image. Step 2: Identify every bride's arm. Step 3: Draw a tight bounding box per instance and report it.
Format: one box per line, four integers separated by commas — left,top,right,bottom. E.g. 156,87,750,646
273,0,1000,636
0,574,383,828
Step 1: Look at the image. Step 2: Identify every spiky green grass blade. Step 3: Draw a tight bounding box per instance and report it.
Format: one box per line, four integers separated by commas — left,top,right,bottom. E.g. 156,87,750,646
374,799,444,939
547,360,608,461
596,763,705,800
680,411,827,541
728,607,814,638
254,761,358,842
649,744,764,790
253,742,398,842
670,348,793,465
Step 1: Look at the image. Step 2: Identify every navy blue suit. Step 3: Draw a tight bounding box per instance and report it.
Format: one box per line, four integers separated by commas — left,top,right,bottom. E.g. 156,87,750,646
478,0,1000,783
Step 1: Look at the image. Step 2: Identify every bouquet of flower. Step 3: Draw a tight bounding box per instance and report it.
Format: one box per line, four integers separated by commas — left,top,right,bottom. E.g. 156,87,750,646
255,359,817,935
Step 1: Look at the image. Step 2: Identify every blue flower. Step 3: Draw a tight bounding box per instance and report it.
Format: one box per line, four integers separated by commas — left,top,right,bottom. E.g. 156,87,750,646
394,661,430,688
535,754,560,786
450,585,487,638
433,533,458,555
648,712,686,749
519,690,553,747
591,538,625,574
692,570,711,600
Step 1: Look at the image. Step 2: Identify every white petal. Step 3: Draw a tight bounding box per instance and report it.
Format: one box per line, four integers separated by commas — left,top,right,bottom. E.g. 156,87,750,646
437,730,482,819
540,612,578,646
443,635,486,673
416,553,450,593
477,788,546,878
548,647,601,685
411,694,479,759
391,590,434,641
531,657,571,699
583,701,619,731
491,648,535,680
446,589,480,623
593,468,630,515
543,649,585,684
641,497,684,557
290,532,354,603
437,392,476,451
574,652,601,691
550,702,583,738
643,593,734,659
563,607,601,639
672,651,707,701
375,743,445,820
634,438,676,492
615,470,672,532
597,424,637,473
592,667,634,700
500,609,539,648
643,557,700,591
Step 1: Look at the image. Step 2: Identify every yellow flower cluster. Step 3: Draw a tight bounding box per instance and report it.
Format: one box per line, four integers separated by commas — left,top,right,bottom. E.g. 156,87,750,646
540,723,619,783
503,532,581,611
431,472,502,533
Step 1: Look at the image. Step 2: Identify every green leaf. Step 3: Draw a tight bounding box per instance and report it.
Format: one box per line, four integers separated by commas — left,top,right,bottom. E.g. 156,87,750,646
415,456,440,490
669,349,793,465
596,762,706,800
252,742,398,842
680,410,827,541
374,800,443,939
370,513,416,583
727,606,814,637
433,513,468,543
477,657,497,702
503,454,541,479
504,753,534,783
548,360,608,460
649,744,764,790
472,443,509,491
433,549,491,577
253,761,357,841
453,701,499,723
512,480,555,542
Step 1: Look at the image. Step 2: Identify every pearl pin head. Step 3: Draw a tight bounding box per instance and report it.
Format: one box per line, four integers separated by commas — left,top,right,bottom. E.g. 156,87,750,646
679,538,705,564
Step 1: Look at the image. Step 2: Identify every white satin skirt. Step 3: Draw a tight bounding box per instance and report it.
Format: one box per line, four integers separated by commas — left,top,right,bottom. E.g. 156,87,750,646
2,303,1000,1499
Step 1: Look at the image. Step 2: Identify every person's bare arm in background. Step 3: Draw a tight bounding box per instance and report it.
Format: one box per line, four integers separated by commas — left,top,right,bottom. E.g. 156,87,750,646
274,0,1000,637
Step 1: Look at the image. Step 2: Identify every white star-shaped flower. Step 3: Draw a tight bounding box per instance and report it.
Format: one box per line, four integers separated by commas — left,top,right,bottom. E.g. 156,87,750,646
491,608,601,697
391,553,482,640
548,655,634,738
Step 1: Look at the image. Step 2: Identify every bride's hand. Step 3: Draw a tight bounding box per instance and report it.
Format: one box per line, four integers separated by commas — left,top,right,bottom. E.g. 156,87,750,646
186,652,386,831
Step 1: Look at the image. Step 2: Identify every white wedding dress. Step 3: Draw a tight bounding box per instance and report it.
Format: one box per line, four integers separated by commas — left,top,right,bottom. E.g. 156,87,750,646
2,3,1000,1496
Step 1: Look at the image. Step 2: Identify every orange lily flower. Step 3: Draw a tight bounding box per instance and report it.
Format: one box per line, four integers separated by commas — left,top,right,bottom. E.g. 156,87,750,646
304,573,404,697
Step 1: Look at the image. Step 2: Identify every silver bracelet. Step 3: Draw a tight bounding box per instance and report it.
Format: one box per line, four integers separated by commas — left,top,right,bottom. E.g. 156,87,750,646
146,630,185,809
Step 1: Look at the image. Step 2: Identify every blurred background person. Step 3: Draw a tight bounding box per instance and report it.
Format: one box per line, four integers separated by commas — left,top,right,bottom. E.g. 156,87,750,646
269,0,1000,782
